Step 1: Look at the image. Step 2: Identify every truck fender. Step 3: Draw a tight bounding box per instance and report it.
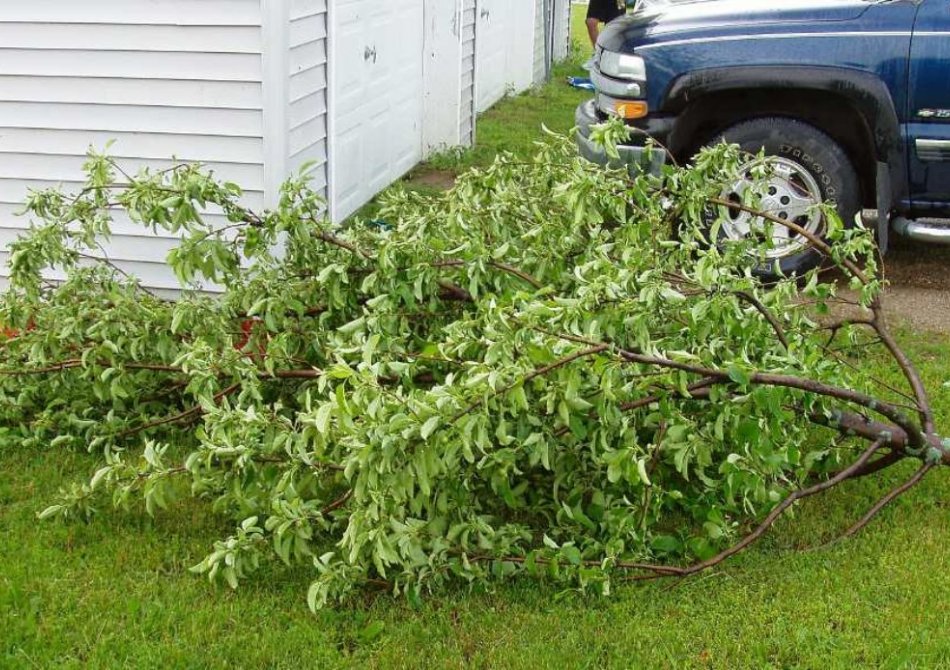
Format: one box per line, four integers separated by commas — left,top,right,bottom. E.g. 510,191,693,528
662,65,903,245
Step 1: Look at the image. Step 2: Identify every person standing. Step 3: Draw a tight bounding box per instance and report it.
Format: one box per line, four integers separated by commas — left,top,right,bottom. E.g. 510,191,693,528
586,0,626,49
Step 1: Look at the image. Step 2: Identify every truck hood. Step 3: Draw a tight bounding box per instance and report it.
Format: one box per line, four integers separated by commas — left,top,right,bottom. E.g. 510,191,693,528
599,0,874,50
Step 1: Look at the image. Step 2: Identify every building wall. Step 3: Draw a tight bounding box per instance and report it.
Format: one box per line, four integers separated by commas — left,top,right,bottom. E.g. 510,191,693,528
460,0,477,147
285,0,329,198
0,0,268,290
534,0,547,85
423,0,464,154
0,0,565,290
474,0,537,113
553,0,572,61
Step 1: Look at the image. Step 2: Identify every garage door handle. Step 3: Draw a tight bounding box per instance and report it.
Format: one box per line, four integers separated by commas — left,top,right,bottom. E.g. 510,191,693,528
364,46,377,63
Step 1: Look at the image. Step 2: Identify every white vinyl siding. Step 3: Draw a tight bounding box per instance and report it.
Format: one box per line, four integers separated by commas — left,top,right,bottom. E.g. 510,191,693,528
534,0,547,85
0,1,265,291
535,0,572,85
553,0,572,61
460,0,477,146
286,0,329,197
0,0,565,292
0,3,262,25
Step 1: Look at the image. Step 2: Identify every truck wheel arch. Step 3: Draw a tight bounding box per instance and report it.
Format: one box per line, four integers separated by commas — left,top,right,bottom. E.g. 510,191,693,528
660,66,904,242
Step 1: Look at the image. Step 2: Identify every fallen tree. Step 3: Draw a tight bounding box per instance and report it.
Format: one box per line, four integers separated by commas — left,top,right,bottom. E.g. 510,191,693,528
1,123,945,608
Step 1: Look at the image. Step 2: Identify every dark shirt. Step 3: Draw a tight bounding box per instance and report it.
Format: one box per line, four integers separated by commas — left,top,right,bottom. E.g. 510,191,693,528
587,0,626,23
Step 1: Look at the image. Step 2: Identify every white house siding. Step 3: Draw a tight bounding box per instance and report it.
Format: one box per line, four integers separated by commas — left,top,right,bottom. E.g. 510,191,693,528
286,0,329,198
476,0,569,112
460,0,478,147
534,0,547,85
553,0,572,61
0,0,266,291
535,0,573,84
422,0,464,156
0,0,567,291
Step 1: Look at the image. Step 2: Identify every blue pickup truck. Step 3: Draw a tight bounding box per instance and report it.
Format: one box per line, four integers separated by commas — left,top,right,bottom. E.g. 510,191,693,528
577,0,950,276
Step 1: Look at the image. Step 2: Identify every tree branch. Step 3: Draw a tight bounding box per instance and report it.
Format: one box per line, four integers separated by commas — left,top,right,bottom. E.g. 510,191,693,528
432,259,544,290
840,462,933,539
872,316,935,435
321,489,353,516
0,359,323,380
732,290,789,350
452,344,611,423
117,383,241,439
617,438,887,580
609,347,924,448
315,231,373,259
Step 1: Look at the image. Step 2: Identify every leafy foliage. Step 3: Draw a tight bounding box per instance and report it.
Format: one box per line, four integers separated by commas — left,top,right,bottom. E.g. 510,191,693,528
0,123,911,609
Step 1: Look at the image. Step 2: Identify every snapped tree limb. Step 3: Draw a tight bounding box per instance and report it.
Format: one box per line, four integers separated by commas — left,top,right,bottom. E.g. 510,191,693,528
3,129,945,609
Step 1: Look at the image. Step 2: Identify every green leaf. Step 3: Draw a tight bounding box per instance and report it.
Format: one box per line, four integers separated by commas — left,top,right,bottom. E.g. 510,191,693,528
421,416,440,440
562,545,582,566
636,458,652,486
37,505,64,520
650,535,682,554
358,621,386,644
314,404,333,434
727,365,750,386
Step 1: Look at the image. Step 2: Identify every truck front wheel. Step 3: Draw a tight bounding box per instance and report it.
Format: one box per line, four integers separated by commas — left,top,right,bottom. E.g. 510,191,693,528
709,117,861,278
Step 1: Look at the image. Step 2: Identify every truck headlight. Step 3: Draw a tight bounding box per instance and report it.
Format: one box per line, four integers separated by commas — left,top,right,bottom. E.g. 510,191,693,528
599,52,646,81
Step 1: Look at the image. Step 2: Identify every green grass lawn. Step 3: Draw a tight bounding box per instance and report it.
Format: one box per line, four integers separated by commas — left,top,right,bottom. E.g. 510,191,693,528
4,8,950,669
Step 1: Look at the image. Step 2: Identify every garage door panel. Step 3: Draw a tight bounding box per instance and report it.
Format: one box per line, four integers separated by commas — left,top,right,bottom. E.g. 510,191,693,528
388,0,423,174
476,0,535,112
364,109,391,193
392,4,424,71
333,126,365,218
476,0,508,112
391,94,422,175
332,5,369,120
330,0,423,221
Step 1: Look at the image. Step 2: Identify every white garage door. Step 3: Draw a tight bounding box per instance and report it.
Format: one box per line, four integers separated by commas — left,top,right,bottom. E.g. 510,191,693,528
476,0,537,113
331,0,424,221
475,0,508,112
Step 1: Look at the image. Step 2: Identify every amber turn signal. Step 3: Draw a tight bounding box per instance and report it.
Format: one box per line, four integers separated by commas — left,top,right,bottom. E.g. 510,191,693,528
615,100,648,119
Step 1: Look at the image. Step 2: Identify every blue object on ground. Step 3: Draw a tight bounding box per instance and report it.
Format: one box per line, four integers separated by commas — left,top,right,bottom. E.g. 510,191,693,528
568,76,595,91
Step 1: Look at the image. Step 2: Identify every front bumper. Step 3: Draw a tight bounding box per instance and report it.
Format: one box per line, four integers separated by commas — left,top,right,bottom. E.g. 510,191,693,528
574,99,672,177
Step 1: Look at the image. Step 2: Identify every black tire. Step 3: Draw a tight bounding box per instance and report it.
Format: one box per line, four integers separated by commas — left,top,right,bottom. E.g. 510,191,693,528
709,117,861,279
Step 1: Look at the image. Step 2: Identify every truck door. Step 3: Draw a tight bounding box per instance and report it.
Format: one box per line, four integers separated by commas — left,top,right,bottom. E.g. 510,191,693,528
908,0,950,212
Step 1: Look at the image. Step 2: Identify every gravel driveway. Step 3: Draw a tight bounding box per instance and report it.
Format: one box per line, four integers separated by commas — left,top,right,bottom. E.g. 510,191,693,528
876,237,950,333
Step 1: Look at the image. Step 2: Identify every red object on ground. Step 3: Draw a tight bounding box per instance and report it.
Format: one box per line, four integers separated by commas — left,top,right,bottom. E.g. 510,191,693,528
235,317,268,360
0,318,35,341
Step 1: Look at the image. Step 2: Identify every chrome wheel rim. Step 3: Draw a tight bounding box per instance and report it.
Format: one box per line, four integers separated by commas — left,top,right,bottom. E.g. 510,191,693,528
718,156,824,260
